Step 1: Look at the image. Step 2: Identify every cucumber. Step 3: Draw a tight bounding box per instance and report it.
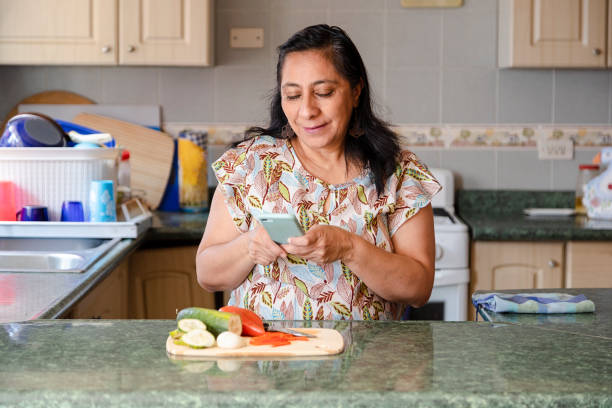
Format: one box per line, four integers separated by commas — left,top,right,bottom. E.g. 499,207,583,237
178,318,206,333
176,307,242,337
182,329,215,348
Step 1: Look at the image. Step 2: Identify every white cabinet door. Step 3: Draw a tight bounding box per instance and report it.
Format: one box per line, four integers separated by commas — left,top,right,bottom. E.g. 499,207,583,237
0,0,117,65
119,0,213,66
499,0,607,68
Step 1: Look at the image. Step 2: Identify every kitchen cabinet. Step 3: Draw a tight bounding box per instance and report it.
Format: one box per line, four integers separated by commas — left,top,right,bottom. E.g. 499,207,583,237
499,0,608,68
0,0,213,66
128,245,215,319
70,259,130,319
469,241,564,320
565,241,612,288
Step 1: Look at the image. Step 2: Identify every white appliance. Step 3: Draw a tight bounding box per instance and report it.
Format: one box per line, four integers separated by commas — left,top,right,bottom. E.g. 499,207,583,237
404,168,470,321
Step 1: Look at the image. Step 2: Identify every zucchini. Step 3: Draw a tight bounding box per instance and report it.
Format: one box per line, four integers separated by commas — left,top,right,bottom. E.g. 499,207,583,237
176,307,242,337
182,329,215,349
178,318,206,333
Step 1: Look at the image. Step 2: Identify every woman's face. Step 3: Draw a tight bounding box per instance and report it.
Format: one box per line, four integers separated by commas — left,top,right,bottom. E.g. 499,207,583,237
280,49,361,151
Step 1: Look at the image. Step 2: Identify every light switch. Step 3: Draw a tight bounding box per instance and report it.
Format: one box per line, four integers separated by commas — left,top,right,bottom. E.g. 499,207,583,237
230,28,264,48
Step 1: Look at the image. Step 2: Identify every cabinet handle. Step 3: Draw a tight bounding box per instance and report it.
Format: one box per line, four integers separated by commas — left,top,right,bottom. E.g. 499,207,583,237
593,48,602,56
547,259,558,268
128,45,136,53
101,46,112,54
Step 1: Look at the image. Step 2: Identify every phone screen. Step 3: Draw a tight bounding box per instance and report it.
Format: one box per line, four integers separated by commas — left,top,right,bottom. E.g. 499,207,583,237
256,213,304,244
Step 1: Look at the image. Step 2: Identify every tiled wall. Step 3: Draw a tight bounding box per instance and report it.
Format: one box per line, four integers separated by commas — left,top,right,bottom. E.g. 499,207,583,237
1,0,611,190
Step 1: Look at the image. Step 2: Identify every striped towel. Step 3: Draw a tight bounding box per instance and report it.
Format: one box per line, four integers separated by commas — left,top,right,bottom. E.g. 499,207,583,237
471,293,595,314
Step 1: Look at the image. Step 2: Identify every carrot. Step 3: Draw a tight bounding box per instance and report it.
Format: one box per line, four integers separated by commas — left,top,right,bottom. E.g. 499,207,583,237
219,306,266,337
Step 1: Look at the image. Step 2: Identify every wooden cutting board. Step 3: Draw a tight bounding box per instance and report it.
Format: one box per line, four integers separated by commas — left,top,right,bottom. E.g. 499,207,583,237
2,90,94,131
166,328,344,358
73,113,175,209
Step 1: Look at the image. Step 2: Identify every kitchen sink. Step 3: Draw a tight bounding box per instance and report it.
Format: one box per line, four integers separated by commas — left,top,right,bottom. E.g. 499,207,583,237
0,237,121,273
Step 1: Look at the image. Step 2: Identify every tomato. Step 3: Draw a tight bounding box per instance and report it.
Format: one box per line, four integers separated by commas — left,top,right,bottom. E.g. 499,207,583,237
219,306,266,337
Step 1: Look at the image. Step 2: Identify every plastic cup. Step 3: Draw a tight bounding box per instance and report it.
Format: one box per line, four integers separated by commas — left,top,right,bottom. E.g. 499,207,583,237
17,205,49,221
0,181,16,221
89,180,116,222
61,201,85,222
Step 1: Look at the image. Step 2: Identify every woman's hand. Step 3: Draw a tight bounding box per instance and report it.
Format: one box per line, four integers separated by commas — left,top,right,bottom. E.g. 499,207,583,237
246,223,287,266
282,224,353,265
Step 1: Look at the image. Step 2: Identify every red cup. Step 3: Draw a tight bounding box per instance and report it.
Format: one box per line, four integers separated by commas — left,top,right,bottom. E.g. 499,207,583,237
0,181,16,221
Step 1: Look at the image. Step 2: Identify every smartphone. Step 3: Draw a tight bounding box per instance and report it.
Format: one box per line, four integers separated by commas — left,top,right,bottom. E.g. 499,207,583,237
255,213,304,244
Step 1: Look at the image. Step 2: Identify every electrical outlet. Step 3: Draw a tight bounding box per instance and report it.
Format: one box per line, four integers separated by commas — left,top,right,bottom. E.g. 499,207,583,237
230,28,264,48
538,139,574,160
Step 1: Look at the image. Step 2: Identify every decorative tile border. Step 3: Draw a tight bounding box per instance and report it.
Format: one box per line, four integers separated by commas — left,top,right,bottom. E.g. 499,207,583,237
164,122,612,148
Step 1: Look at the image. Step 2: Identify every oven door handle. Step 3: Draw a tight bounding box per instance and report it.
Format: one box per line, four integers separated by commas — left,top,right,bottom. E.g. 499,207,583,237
435,244,443,261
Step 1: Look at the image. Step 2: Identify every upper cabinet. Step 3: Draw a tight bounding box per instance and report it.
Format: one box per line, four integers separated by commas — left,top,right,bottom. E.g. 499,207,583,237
499,0,608,68
119,0,213,66
0,0,213,66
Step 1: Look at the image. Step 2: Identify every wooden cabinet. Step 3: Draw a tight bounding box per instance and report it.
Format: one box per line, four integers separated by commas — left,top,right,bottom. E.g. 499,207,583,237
128,245,215,319
119,0,213,66
0,0,213,66
0,0,117,65
565,241,612,288
71,259,129,319
499,0,608,68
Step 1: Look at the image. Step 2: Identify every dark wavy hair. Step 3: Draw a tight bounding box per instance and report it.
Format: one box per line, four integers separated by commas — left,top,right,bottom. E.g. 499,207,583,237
240,24,400,195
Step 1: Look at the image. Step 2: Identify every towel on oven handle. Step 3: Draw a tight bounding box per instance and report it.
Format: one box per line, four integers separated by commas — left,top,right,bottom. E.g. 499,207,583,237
471,293,595,314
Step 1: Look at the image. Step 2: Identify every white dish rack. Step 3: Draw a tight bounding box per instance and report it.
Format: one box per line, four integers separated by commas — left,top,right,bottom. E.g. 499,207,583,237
0,147,119,222
0,199,152,238
0,148,153,238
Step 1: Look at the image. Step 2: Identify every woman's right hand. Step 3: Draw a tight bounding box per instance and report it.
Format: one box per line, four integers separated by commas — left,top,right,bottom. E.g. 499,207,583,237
246,223,287,266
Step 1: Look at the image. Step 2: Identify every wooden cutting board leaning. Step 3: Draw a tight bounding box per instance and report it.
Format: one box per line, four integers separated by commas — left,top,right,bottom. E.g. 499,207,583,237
1,90,94,131
73,113,175,209
166,328,344,358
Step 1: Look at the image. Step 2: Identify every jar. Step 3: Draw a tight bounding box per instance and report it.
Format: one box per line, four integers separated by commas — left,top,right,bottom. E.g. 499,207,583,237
576,164,600,214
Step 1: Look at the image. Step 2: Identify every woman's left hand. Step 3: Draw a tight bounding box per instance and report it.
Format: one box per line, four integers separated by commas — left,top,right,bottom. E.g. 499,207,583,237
281,224,353,265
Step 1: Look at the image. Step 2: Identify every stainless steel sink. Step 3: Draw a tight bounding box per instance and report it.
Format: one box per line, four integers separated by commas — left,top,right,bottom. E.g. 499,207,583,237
0,237,121,273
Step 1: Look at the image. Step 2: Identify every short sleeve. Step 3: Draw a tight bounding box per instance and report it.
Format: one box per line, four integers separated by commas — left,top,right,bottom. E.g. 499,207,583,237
211,140,254,233
387,150,442,236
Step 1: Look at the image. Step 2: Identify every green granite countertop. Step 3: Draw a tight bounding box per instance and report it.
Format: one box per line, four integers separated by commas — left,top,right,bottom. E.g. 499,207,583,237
1,319,610,407
145,211,207,245
457,190,612,241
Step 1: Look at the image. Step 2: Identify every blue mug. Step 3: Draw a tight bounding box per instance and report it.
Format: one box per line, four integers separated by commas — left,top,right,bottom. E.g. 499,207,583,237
61,201,85,222
17,205,49,222
89,180,116,222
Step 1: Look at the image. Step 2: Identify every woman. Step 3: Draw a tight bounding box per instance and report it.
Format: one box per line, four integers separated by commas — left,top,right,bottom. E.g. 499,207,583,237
196,24,441,320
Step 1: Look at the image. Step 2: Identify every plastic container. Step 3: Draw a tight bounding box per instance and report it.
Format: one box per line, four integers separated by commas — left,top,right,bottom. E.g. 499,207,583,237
178,130,208,212
0,148,118,221
117,150,131,204
576,164,600,215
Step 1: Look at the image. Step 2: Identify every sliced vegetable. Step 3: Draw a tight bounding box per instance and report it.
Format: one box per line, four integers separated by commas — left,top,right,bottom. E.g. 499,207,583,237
178,318,207,333
219,305,266,337
169,329,183,339
181,329,215,349
177,307,242,337
216,331,245,349
249,332,309,347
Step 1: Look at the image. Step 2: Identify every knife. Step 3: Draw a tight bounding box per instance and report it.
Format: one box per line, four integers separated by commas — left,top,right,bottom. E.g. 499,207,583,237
263,323,316,338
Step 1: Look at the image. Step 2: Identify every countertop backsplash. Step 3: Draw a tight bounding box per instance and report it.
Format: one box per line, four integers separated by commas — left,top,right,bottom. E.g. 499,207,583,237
164,123,610,191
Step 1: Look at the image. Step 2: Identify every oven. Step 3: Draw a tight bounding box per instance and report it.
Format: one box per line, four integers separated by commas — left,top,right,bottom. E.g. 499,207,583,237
402,168,470,321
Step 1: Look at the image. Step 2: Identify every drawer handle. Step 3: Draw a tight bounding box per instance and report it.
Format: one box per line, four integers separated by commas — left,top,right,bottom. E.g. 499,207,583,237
593,48,602,56
548,259,558,268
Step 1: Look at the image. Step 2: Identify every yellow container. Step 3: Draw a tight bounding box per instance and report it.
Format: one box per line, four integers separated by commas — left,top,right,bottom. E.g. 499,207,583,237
178,130,208,212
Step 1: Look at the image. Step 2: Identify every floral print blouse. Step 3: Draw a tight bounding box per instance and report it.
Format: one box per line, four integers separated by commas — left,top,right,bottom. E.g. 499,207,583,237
212,135,441,320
